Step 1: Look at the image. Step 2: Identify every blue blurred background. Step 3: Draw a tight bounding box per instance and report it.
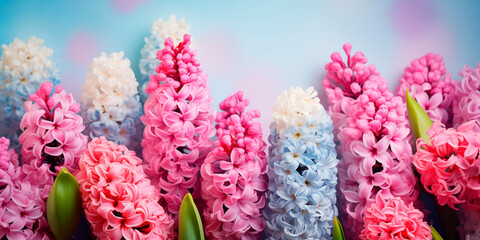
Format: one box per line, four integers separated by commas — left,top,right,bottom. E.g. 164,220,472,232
1,0,480,139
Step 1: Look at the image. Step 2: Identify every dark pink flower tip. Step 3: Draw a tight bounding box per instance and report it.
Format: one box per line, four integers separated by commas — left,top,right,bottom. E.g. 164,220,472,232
142,34,214,221
201,91,267,239
77,137,174,239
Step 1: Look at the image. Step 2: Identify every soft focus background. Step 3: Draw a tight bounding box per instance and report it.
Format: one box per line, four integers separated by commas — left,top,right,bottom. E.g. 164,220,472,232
1,0,480,139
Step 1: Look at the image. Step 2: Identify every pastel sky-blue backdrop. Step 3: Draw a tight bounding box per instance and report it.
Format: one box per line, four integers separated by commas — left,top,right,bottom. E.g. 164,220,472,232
1,0,480,137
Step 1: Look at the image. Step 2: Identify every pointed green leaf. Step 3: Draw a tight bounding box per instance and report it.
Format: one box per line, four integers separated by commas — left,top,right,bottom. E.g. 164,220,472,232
47,167,82,240
406,89,434,149
333,217,345,240
431,225,444,240
179,193,204,240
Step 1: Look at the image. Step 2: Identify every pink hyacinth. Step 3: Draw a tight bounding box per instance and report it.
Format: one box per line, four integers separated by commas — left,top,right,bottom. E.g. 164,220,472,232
201,91,267,239
142,34,215,220
76,137,174,240
413,120,480,210
339,79,418,238
453,63,480,127
396,53,456,126
322,43,383,137
360,195,431,240
0,137,52,239
19,82,87,175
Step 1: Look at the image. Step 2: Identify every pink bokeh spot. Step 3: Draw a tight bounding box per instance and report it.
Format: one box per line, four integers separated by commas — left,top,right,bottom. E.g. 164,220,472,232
66,31,99,65
110,0,145,14
197,29,236,77
390,0,436,37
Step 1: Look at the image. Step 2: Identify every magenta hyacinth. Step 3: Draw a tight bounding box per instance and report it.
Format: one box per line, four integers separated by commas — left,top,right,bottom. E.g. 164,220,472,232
414,120,480,210
142,34,215,220
360,195,431,240
76,137,174,240
396,53,456,126
453,63,480,127
0,137,52,239
322,43,383,138
19,82,87,175
201,91,267,239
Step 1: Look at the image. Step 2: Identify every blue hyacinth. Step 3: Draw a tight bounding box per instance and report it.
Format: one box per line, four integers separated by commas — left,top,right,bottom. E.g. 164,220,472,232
138,15,191,104
0,37,60,152
264,87,338,240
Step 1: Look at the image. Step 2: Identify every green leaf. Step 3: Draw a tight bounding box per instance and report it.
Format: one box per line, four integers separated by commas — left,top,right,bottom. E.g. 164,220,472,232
47,167,82,240
406,89,434,149
333,217,345,240
178,193,204,240
431,225,444,240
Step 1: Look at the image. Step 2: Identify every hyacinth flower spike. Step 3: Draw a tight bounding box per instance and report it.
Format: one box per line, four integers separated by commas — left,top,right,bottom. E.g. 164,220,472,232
406,91,459,239
46,167,82,240
179,193,204,240
333,217,345,240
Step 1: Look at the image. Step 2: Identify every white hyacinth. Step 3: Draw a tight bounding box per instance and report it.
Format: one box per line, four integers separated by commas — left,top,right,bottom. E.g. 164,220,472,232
0,36,59,151
82,52,142,151
271,86,328,136
138,15,191,103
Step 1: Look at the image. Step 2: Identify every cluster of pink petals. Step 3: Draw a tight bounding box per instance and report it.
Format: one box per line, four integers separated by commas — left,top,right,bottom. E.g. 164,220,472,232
76,137,174,240
201,91,267,239
453,63,480,127
0,137,52,239
360,195,431,240
339,79,418,237
396,53,456,126
19,82,87,175
142,34,214,219
414,120,480,210
322,43,383,137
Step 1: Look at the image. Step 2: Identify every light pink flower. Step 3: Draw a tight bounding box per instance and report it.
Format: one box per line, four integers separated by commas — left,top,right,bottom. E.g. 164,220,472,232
142,34,214,221
453,63,480,127
360,195,431,240
414,120,480,210
396,53,456,126
201,91,267,239
19,82,87,175
76,137,174,240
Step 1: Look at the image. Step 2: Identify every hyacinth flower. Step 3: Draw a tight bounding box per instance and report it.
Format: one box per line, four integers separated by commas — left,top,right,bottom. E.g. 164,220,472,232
453,63,480,127
0,137,53,239
138,15,191,103
82,51,143,153
19,82,87,176
263,87,338,239
360,195,432,240
0,37,59,152
76,137,174,239
396,53,456,127
322,43,383,141
338,80,418,238
201,91,267,239
142,34,214,220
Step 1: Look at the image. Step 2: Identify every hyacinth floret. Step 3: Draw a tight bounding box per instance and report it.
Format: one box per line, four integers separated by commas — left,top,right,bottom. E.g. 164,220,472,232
76,137,174,240
453,63,480,127
138,15,191,103
360,195,431,240
264,87,338,240
0,137,52,239
82,51,143,152
396,53,456,126
414,120,480,210
0,37,59,151
142,34,214,220
339,79,418,238
201,91,267,239
19,82,87,175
